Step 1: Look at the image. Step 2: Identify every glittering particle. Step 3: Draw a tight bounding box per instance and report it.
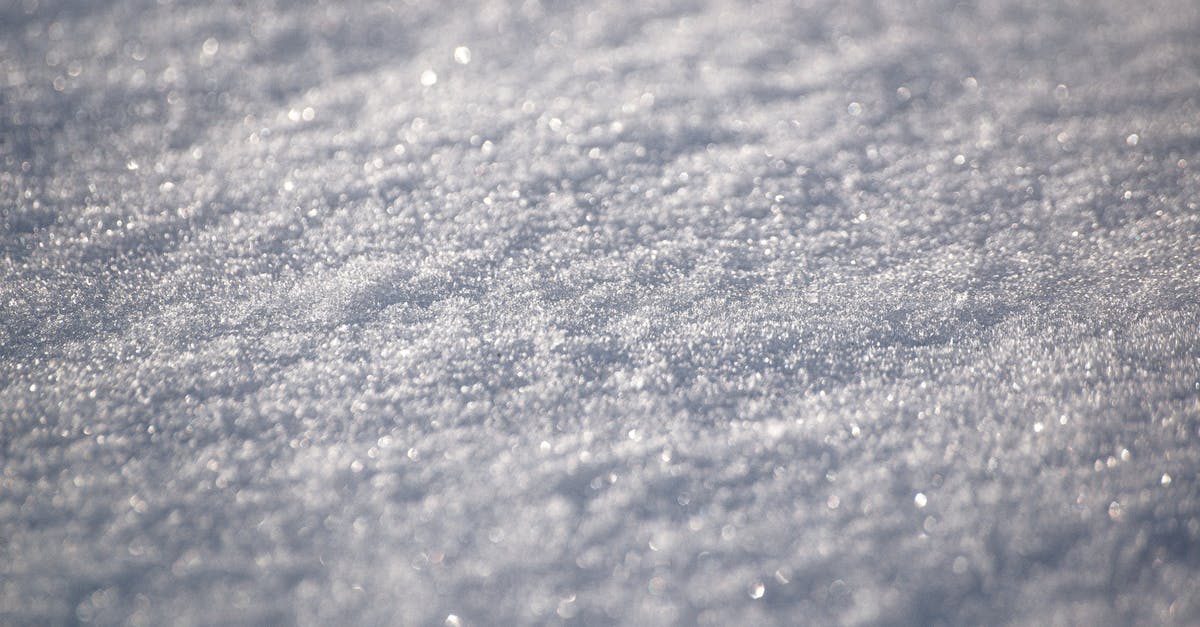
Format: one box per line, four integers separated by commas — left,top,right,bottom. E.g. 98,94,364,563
914,493,928,508
828,579,849,601
750,582,765,599
1108,501,1122,519
847,102,863,116
201,37,219,56
556,594,577,619
453,46,472,64
826,495,840,509
420,69,438,86
1054,83,1070,100
1161,473,1172,486
1033,422,1044,433
444,614,463,627
1126,133,1139,146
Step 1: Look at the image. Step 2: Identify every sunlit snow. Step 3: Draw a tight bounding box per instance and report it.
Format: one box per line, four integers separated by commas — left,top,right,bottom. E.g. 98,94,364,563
2,0,1199,624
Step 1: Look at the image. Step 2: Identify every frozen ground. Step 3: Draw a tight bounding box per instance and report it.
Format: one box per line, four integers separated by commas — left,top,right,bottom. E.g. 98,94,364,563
2,0,1200,624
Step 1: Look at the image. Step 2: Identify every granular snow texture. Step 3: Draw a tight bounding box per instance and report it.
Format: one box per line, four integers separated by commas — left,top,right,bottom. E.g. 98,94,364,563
3,0,1200,624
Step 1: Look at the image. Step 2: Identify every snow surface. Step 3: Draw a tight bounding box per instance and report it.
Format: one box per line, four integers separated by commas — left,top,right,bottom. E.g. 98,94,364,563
3,0,1200,624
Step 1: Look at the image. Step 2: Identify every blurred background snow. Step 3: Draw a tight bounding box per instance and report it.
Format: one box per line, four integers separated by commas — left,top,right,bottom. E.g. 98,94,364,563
3,0,1200,624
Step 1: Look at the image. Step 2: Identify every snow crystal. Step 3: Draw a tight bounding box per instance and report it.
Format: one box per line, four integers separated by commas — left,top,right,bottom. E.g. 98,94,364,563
2,0,1200,624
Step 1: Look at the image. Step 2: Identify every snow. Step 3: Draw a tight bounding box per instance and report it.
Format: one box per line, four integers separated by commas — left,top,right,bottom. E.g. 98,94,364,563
2,0,1200,624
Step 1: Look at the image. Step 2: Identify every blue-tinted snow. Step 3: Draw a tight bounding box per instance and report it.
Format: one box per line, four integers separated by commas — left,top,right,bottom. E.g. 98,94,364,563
2,0,1200,624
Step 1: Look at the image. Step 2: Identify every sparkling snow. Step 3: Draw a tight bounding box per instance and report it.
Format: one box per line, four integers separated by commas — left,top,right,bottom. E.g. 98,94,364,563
2,0,1200,624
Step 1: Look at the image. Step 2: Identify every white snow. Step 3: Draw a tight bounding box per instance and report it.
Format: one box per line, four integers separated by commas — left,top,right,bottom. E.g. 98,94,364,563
2,0,1200,624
